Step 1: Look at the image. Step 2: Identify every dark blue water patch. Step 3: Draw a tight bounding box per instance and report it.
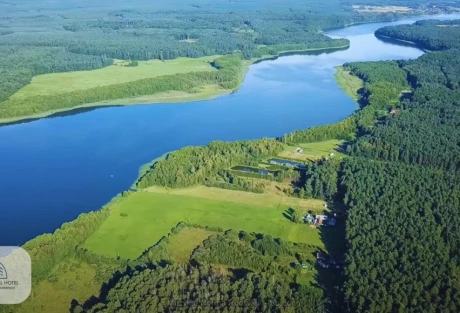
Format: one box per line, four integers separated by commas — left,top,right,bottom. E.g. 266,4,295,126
231,166,277,175
3,15,460,246
269,158,306,169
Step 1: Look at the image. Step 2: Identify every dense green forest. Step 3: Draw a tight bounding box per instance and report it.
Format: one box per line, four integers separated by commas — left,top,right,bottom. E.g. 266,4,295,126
136,138,285,188
348,49,460,171
0,0,451,119
294,21,460,313
376,19,460,50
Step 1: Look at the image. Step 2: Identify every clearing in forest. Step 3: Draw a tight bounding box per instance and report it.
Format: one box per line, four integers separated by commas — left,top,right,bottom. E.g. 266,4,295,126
84,190,326,259
11,56,219,99
352,5,412,13
167,227,217,263
278,139,345,162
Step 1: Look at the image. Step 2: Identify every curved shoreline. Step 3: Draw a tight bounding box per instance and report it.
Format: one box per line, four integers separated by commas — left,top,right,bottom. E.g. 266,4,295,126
0,44,350,126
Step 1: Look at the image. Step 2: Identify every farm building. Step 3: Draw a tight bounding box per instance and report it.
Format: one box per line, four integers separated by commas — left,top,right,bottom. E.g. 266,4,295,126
303,213,313,223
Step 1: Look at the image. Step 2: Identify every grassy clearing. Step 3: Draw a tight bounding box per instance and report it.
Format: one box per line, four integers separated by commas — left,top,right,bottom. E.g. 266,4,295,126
146,185,326,211
12,56,219,99
352,5,412,13
14,259,99,313
84,190,325,259
334,66,363,102
167,228,217,263
278,140,345,161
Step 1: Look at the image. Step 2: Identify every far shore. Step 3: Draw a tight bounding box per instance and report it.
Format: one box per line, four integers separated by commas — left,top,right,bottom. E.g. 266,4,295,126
0,44,350,125
374,34,432,52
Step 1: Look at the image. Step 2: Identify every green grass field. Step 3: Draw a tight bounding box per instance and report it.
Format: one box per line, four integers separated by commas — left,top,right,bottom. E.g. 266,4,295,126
84,190,325,259
334,66,363,102
12,56,219,99
278,140,346,161
167,227,217,263
147,185,326,210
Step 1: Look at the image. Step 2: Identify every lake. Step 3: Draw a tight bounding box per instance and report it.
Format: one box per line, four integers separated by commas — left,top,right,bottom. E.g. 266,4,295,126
1,14,458,246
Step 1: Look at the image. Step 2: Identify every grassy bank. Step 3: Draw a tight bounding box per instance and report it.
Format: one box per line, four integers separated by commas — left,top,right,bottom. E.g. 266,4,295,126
334,66,363,102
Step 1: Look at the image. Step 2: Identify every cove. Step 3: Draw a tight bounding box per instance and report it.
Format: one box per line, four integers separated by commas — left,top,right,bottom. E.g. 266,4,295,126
0,14,458,246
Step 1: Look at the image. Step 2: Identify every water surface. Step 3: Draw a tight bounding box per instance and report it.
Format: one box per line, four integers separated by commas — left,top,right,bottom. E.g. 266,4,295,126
1,14,458,245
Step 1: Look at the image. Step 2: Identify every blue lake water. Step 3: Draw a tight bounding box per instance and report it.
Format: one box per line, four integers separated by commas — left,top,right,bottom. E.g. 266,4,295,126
1,14,458,245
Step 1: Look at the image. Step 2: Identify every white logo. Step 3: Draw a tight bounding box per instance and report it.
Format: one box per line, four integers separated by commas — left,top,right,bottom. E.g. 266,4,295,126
0,262,7,279
0,247,31,304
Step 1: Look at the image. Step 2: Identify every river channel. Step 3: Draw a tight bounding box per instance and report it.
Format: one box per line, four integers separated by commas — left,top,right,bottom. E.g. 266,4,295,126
1,14,458,245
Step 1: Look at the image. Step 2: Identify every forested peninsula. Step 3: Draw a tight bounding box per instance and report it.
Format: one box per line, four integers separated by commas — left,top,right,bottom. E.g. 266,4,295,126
4,1,460,313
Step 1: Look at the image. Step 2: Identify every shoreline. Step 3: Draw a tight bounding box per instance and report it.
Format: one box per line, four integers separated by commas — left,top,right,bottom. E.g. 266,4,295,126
323,11,457,33
374,34,432,52
333,66,364,103
0,44,350,126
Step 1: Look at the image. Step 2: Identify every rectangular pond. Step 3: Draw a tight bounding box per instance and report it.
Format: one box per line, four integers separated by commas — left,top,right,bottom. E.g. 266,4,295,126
268,158,306,169
231,166,279,176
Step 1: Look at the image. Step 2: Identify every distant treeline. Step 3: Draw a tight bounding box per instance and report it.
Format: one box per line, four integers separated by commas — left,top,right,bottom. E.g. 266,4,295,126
375,19,460,51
